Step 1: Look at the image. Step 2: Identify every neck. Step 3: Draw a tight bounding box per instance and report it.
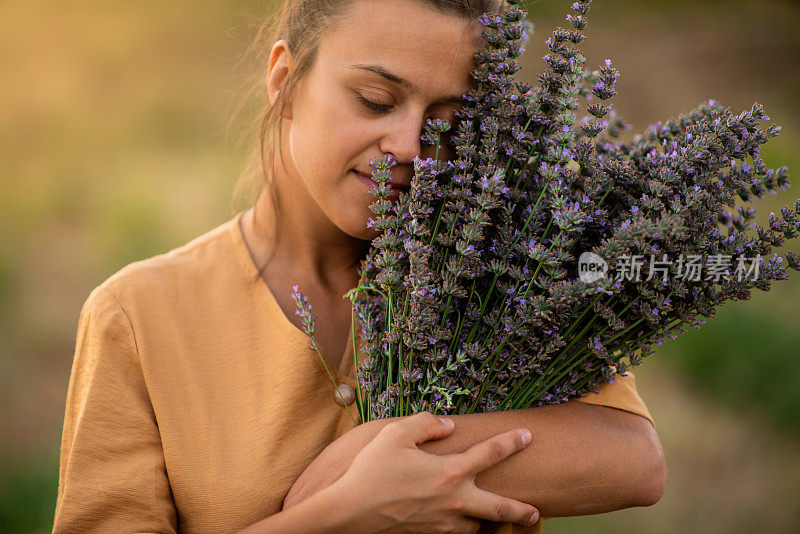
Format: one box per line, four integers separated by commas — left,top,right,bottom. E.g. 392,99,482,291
246,188,368,291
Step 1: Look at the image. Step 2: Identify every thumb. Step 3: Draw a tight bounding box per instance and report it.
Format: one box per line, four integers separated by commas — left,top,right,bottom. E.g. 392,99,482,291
388,411,455,446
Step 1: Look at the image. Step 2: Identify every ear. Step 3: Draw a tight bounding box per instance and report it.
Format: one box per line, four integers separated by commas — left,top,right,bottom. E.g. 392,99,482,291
266,39,293,119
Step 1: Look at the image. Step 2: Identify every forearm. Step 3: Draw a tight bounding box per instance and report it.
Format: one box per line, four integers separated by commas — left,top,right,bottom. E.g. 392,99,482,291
238,482,358,534
357,401,666,517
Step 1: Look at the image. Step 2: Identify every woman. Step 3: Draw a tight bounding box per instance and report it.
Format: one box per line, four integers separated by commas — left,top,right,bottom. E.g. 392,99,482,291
53,1,666,533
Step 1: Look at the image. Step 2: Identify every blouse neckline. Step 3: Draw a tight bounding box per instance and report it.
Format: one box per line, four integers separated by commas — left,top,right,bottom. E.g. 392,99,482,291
226,210,359,381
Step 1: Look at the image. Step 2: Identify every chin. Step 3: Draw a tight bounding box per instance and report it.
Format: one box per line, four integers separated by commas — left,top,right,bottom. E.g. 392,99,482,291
349,223,379,242
336,211,379,242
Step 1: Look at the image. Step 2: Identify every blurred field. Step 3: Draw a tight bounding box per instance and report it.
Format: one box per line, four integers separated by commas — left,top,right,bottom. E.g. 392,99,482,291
1,0,798,532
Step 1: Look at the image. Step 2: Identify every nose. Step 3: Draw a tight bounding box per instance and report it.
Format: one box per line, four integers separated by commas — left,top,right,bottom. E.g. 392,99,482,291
379,113,424,165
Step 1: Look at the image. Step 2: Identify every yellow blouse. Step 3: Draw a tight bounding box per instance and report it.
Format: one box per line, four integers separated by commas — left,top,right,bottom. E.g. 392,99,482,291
53,210,653,534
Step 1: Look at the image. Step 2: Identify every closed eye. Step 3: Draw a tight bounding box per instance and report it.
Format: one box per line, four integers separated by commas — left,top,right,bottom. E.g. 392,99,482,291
357,94,393,113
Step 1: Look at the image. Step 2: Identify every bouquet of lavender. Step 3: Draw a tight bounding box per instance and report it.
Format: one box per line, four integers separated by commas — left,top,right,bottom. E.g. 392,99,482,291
293,0,799,423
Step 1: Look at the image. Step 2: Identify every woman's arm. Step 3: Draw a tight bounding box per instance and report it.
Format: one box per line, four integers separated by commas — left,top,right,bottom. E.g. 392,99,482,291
423,401,666,516
285,400,666,518
236,483,357,534
54,287,178,533
241,412,541,533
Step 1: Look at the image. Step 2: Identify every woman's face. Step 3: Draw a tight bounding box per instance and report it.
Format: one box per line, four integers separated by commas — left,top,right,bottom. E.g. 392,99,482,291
269,0,483,241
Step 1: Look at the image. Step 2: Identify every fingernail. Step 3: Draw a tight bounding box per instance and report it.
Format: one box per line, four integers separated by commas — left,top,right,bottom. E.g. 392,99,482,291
520,429,531,446
527,510,539,525
438,417,454,428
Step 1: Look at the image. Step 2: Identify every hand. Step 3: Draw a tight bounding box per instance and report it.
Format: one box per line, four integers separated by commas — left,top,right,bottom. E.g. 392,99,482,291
327,411,540,534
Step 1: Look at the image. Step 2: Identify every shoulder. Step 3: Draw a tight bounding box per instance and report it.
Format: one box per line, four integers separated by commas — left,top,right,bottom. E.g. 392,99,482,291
89,214,245,316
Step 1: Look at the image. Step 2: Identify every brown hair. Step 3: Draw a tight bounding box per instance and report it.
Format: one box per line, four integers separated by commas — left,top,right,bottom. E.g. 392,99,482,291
229,0,505,279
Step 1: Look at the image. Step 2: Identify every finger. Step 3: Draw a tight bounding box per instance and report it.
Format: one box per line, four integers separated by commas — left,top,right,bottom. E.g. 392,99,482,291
460,487,540,527
381,411,455,446
458,428,531,475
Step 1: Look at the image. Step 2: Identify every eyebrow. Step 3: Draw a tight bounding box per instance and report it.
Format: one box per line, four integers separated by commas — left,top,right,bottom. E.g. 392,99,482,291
348,63,465,105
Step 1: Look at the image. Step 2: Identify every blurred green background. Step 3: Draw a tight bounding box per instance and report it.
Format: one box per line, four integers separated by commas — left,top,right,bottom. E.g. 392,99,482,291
1,0,798,532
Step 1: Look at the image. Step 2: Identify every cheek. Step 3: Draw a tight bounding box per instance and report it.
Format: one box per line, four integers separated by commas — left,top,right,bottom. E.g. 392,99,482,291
325,102,377,157
292,96,374,186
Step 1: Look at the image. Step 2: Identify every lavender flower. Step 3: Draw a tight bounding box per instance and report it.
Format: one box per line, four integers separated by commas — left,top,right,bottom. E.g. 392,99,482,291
290,284,318,351
294,0,798,423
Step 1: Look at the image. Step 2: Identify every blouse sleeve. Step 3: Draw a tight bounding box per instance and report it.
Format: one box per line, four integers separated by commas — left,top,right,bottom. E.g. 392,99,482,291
53,285,178,534
571,370,655,427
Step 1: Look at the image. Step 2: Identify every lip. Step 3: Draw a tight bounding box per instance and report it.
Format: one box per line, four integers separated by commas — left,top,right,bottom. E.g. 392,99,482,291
352,170,408,200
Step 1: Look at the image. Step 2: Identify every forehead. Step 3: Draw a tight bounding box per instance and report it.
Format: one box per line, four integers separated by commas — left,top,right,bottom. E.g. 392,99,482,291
318,0,483,92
